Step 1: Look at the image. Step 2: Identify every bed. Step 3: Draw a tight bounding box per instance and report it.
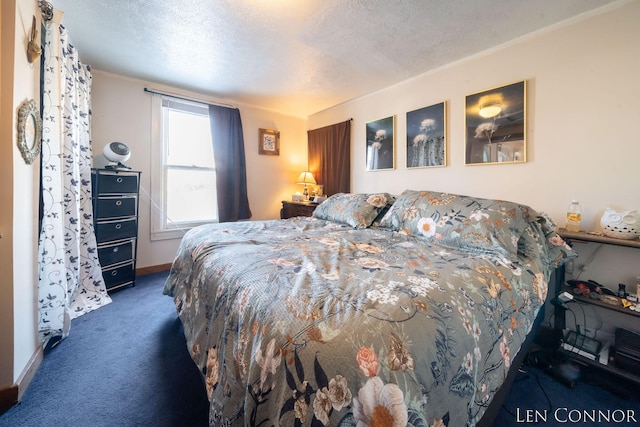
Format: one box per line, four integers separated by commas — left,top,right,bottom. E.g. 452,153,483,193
163,190,575,426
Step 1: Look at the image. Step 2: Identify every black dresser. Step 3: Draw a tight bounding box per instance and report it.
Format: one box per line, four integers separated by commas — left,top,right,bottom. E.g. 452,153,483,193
91,168,141,291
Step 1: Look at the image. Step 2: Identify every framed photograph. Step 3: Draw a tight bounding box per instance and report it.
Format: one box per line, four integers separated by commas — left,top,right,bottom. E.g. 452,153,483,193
465,80,526,165
365,116,395,171
259,128,280,155
406,102,446,168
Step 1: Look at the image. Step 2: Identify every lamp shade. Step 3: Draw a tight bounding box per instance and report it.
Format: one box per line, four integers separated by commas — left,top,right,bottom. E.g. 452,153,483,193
296,171,316,185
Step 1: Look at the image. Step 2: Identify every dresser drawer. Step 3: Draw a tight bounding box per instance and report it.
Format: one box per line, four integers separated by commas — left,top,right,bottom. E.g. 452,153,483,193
102,262,135,290
94,172,139,194
281,201,317,219
95,196,137,219
91,168,140,292
95,218,138,243
98,240,134,267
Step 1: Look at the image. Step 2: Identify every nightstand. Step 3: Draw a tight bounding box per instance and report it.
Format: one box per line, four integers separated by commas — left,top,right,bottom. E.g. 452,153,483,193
281,200,317,219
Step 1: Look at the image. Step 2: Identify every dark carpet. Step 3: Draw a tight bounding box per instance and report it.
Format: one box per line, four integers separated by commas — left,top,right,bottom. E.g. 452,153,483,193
1,271,638,426
0,271,208,427
496,362,640,426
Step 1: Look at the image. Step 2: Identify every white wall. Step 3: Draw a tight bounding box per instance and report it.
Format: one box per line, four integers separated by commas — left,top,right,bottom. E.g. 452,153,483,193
0,0,40,393
90,71,309,268
0,0,14,392
308,0,640,333
308,0,640,231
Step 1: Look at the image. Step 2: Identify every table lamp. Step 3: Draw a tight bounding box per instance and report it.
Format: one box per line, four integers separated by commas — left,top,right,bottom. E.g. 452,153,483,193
296,171,316,200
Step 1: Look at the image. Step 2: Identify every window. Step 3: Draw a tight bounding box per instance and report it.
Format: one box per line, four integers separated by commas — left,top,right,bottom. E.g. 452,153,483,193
151,96,218,240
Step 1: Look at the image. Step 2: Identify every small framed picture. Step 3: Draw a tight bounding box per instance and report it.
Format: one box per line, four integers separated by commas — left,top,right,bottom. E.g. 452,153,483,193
406,102,446,168
365,116,395,171
465,80,526,165
259,128,280,155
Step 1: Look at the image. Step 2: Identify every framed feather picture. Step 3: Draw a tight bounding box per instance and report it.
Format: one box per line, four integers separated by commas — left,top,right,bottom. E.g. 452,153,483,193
365,116,395,171
465,81,526,165
406,102,446,168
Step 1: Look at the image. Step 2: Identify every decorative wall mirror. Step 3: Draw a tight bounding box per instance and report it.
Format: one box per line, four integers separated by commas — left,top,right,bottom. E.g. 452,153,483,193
17,98,42,165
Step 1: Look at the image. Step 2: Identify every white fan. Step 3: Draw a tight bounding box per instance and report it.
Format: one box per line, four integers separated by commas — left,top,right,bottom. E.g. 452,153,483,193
103,142,131,169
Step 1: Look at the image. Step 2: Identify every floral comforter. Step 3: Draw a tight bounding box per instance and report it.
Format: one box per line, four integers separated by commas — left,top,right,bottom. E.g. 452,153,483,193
164,212,560,426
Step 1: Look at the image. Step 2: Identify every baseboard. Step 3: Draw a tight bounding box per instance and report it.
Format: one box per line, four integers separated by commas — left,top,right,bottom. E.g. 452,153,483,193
16,345,43,400
136,263,172,276
0,345,43,413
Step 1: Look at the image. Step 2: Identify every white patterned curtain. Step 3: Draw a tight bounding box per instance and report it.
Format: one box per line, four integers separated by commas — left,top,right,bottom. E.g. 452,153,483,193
38,10,111,348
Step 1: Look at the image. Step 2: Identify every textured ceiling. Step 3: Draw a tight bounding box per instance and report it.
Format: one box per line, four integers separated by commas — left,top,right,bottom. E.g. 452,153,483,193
52,0,617,117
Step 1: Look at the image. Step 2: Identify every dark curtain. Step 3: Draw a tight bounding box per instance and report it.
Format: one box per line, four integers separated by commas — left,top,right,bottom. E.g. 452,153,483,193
209,105,252,222
307,120,351,196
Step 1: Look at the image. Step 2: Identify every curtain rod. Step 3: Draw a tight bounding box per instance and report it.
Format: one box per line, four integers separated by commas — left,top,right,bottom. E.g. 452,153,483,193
308,118,353,132
143,87,235,109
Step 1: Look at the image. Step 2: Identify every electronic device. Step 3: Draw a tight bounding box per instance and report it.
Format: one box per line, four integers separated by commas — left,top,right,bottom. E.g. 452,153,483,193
614,328,640,375
103,142,131,169
562,331,602,360
558,291,573,302
552,291,574,309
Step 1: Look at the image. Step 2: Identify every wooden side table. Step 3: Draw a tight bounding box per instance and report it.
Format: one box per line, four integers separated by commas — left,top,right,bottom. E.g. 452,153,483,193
281,200,317,219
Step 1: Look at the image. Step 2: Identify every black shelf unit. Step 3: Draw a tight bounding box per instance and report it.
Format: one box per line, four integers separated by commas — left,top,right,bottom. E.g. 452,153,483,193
91,168,141,291
554,228,640,385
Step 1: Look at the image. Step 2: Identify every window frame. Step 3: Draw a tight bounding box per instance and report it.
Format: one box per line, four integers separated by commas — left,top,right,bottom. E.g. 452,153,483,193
150,95,218,241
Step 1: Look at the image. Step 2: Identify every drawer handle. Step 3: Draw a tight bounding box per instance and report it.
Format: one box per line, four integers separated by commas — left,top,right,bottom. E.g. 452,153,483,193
116,177,123,183
111,270,118,276
112,247,119,253
115,224,122,230
115,200,122,206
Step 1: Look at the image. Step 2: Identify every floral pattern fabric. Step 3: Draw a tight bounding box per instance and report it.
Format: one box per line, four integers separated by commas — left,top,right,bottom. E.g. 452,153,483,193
37,18,110,347
312,193,394,229
379,190,538,261
164,211,569,426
